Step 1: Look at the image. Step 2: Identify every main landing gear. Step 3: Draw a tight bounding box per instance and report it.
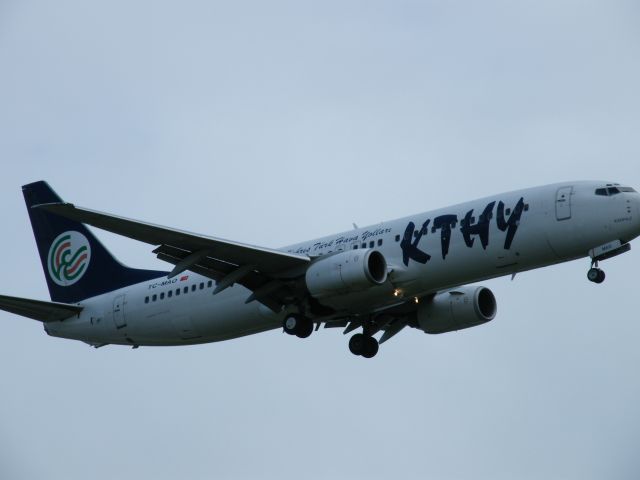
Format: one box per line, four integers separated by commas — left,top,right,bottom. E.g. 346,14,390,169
587,261,606,284
283,314,314,339
283,314,380,359
348,333,379,359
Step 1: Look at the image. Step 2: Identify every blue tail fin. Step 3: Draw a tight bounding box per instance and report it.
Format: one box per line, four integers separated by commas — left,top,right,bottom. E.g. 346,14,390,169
23,181,167,303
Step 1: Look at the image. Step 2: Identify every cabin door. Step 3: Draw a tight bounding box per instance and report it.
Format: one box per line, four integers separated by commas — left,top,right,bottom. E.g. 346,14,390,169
113,295,126,329
555,186,573,221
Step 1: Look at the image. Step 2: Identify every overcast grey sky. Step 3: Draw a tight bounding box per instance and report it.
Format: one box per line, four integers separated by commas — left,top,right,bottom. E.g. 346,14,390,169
1,1,640,479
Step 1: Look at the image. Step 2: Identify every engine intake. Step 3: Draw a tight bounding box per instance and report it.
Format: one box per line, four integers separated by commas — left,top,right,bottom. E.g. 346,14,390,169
305,249,388,300
418,286,497,334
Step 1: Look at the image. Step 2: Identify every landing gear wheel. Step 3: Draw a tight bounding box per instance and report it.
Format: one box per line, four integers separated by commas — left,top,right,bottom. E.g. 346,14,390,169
587,268,606,284
295,317,314,338
283,315,313,338
283,315,299,335
348,334,379,358
349,333,365,356
361,336,379,359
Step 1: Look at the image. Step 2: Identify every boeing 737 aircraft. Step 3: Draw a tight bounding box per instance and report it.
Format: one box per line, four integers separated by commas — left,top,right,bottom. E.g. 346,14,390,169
1,181,639,358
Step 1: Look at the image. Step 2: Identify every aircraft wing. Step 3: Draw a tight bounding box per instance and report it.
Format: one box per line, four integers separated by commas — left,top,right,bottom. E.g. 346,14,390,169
0,294,83,322
36,202,310,311
36,203,309,274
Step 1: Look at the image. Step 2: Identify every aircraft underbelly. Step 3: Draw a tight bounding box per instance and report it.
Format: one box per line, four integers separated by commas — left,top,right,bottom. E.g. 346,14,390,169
171,315,201,340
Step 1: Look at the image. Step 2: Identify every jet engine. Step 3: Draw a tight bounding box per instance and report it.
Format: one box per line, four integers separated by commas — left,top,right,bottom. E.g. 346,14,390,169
305,249,388,300
418,286,497,334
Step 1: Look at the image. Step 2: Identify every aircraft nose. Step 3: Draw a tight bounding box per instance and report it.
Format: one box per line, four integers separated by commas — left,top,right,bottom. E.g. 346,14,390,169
634,194,640,231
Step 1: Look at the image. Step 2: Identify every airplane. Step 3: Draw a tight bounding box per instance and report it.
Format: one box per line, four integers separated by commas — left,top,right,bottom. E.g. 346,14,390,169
0,180,638,358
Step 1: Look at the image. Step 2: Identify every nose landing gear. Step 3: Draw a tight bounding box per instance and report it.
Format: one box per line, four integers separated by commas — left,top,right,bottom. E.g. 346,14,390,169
586,241,632,284
587,261,606,284
587,268,606,284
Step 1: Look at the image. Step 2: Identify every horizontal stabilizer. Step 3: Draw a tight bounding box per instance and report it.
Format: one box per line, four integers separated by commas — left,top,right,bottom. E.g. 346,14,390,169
0,294,83,322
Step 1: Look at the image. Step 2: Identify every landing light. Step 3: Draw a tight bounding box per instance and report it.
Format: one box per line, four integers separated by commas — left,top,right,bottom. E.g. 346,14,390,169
414,297,420,304
393,289,402,297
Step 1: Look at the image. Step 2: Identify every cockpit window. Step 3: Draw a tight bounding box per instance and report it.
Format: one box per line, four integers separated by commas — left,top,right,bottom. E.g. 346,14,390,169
596,186,636,196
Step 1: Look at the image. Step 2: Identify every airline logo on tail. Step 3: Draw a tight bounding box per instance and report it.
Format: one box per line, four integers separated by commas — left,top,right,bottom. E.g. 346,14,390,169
47,231,91,286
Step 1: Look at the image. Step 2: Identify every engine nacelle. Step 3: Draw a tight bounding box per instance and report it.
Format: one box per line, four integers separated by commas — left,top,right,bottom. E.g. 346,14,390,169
305,249,388,300
417,286,497,334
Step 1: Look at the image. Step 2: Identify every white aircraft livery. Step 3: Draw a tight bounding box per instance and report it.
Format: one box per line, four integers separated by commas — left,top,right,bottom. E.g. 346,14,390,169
1,181,639,358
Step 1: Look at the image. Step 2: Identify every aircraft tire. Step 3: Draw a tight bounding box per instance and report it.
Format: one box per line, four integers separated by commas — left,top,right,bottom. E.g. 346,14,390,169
349,333,365,356
361,336,379,359
283,315,300,335
295,317,314,339
588,268,606,284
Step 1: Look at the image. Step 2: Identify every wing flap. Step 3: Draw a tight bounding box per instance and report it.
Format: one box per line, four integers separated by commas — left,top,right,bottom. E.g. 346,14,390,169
0,295,83,322
154,245,286,312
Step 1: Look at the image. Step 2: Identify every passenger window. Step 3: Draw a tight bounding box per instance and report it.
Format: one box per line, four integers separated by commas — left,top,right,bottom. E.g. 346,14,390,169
369,241,374,248
377,239,383,246
145,296,149,304
361,243,366,248
199,282,204,290
353,245,358,249
176,289,180,296
160,292,165,300
184,287,188,294
207,280,213,288
168,290,173,298
505,208,511,216
524,204,530,211
152,294,157,302
395,234,400,242
192,285,197,292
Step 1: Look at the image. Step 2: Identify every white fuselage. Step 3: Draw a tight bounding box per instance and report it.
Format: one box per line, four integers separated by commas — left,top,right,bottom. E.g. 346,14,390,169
44,181,640,347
